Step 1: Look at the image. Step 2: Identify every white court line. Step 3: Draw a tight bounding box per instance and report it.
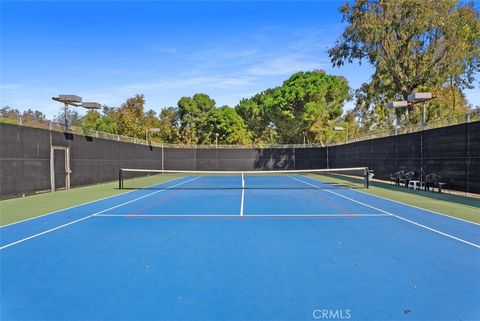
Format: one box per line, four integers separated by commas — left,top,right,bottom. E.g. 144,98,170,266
288,175,480,249
95,213,390,217
288,176,393,216
302,175,480,226
240,188,245,216
0,177,201,250
0,175,192,229
353,185,480,226
301,175,480,226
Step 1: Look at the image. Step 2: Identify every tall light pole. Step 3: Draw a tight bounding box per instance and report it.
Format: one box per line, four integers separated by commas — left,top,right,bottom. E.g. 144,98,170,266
52,95,101,132
407,92,436,130
333,126,348,144
387,92,436,130
388,92,436,185
147,127,161,144
215,133,219,148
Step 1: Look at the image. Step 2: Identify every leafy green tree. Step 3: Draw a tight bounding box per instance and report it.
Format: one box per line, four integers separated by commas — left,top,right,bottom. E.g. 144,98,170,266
205,106,252,145
81,108,118,134
113,94,147,139
177,94,216,144
81,110,102,130
329,0,480,127
236,71,350,145
235,96,272,144
154,107,180,143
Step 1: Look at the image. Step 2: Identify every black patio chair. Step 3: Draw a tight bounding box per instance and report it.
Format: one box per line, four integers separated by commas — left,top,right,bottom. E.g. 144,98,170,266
390,170,404,186
424,173,449,193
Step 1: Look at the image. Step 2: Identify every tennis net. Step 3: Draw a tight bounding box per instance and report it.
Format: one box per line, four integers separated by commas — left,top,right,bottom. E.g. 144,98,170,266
118,167,372,190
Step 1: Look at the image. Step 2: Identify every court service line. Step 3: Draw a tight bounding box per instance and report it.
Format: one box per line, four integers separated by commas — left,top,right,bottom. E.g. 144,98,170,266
0,177,201,250
0,176,193,229
288,176,480,249
95,213,390,217
240,188,245,216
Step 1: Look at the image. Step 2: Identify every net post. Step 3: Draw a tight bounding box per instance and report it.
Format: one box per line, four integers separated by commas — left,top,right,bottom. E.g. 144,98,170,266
118,169,123,189
365,167,369,189
242,172,245,189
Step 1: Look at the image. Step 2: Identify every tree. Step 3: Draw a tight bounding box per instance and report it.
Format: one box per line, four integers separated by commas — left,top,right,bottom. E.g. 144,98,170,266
53,108,82,127
329,0,480,127
205,106,252,145
154,107,180,143
235,95,273,144
81,108,118,134
22,109,47,120
113,94,147,138
236,71,350,145
177,93,216,144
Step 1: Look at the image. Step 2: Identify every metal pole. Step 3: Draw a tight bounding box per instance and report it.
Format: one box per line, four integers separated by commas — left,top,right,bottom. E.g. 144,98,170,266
326,143,329,170
64,103,68,132
118,169,122,189
421,101,425,130
161,143,164,173
420,129,424,186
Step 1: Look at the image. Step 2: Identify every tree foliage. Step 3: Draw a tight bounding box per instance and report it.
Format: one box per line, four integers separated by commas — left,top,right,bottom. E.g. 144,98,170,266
329,0,479,128
177,94,251,144
0,106,47,120
236,71,350,144
82,107,118,133
53,108,82,127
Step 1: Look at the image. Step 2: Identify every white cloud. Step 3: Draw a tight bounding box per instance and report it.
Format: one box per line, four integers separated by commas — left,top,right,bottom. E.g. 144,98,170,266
151,46,179,54
245,54,324,77
0,83,25,91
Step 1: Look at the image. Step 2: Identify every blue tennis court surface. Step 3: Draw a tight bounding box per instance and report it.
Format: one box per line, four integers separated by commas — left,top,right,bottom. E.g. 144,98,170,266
1,175,479,321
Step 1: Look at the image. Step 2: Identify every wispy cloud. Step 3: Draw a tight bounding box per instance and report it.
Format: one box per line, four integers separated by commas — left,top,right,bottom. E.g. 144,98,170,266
121,75,255,91
245,54,324,77
0,83,25,91
151,46,179,54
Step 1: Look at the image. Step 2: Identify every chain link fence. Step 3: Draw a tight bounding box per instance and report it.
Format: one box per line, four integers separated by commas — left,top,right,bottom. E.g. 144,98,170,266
1,108,479,149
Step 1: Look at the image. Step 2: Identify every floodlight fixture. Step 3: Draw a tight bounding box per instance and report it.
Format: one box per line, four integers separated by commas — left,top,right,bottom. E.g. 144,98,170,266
82,102,101,110
52,95,82,104
52,94,102,132
387,101,410,109
333,126,349,144
145,127,162,142
388,92,437,130
407,92,435,102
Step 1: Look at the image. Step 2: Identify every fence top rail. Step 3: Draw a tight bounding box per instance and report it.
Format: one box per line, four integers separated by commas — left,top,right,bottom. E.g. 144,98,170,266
1,108,478,149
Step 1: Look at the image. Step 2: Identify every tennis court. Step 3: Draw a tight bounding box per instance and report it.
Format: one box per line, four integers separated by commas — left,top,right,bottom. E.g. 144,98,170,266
1,170,479,320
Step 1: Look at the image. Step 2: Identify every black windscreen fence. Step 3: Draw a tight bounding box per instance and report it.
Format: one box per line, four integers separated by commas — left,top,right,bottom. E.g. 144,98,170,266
328,122,479,194
1,121,478,198
0,123,165,198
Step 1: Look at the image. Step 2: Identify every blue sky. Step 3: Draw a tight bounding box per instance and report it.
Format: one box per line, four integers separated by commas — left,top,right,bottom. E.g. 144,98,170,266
1,1,479,119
